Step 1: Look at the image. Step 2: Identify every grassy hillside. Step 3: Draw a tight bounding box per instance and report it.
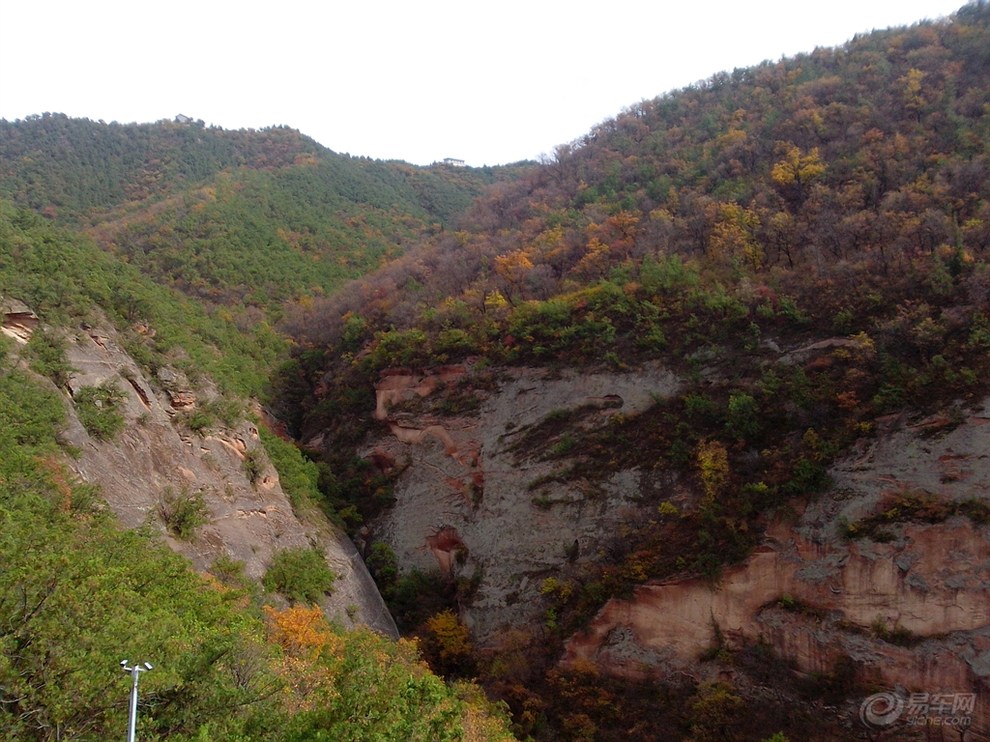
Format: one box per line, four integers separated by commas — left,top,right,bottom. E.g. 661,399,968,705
0,114,527,388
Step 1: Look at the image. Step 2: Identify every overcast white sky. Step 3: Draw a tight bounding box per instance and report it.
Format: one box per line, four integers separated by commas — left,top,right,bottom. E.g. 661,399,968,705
0,0,968,166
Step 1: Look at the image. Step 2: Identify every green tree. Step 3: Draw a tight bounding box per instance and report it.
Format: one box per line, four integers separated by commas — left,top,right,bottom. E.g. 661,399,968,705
688,682,745,741
725,391,761,441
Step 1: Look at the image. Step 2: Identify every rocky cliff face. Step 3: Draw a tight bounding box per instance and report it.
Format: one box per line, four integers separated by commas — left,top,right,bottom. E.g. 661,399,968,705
2,302,395,637
563,400,990,739
363,361,681,640
362,357,990,738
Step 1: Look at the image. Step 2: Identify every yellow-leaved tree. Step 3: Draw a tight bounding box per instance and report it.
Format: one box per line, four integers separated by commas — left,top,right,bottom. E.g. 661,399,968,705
263,605,513,741
770,143,826,208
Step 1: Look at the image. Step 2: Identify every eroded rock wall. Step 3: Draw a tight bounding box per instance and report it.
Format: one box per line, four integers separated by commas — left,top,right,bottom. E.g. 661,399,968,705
563,400,990,738
23,314,395,637
366,362,682,640
364,354,990,736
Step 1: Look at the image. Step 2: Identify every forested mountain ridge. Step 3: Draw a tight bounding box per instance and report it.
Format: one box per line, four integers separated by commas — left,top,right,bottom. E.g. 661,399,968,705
282,0,990,357
0,115,322,215
281,1,990,512
0,114,525,313
0,113,508,223
272,4,990,740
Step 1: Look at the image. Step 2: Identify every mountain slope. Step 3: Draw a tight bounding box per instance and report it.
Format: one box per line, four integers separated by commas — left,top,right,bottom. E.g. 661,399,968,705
0,114,502,223
282,1,989,354
277,4,990,739
0,207,516,740
3,4,989,740
0,115,523,314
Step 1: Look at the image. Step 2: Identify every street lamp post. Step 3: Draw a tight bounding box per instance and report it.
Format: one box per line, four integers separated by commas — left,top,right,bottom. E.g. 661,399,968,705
120,660,152,742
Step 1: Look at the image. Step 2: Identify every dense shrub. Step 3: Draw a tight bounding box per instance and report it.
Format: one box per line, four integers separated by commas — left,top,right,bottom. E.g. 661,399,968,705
259,427,321,508
25,328,73,387
263,547,336,603
74,380,126,440
0,368,64,447
158,486,209,540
